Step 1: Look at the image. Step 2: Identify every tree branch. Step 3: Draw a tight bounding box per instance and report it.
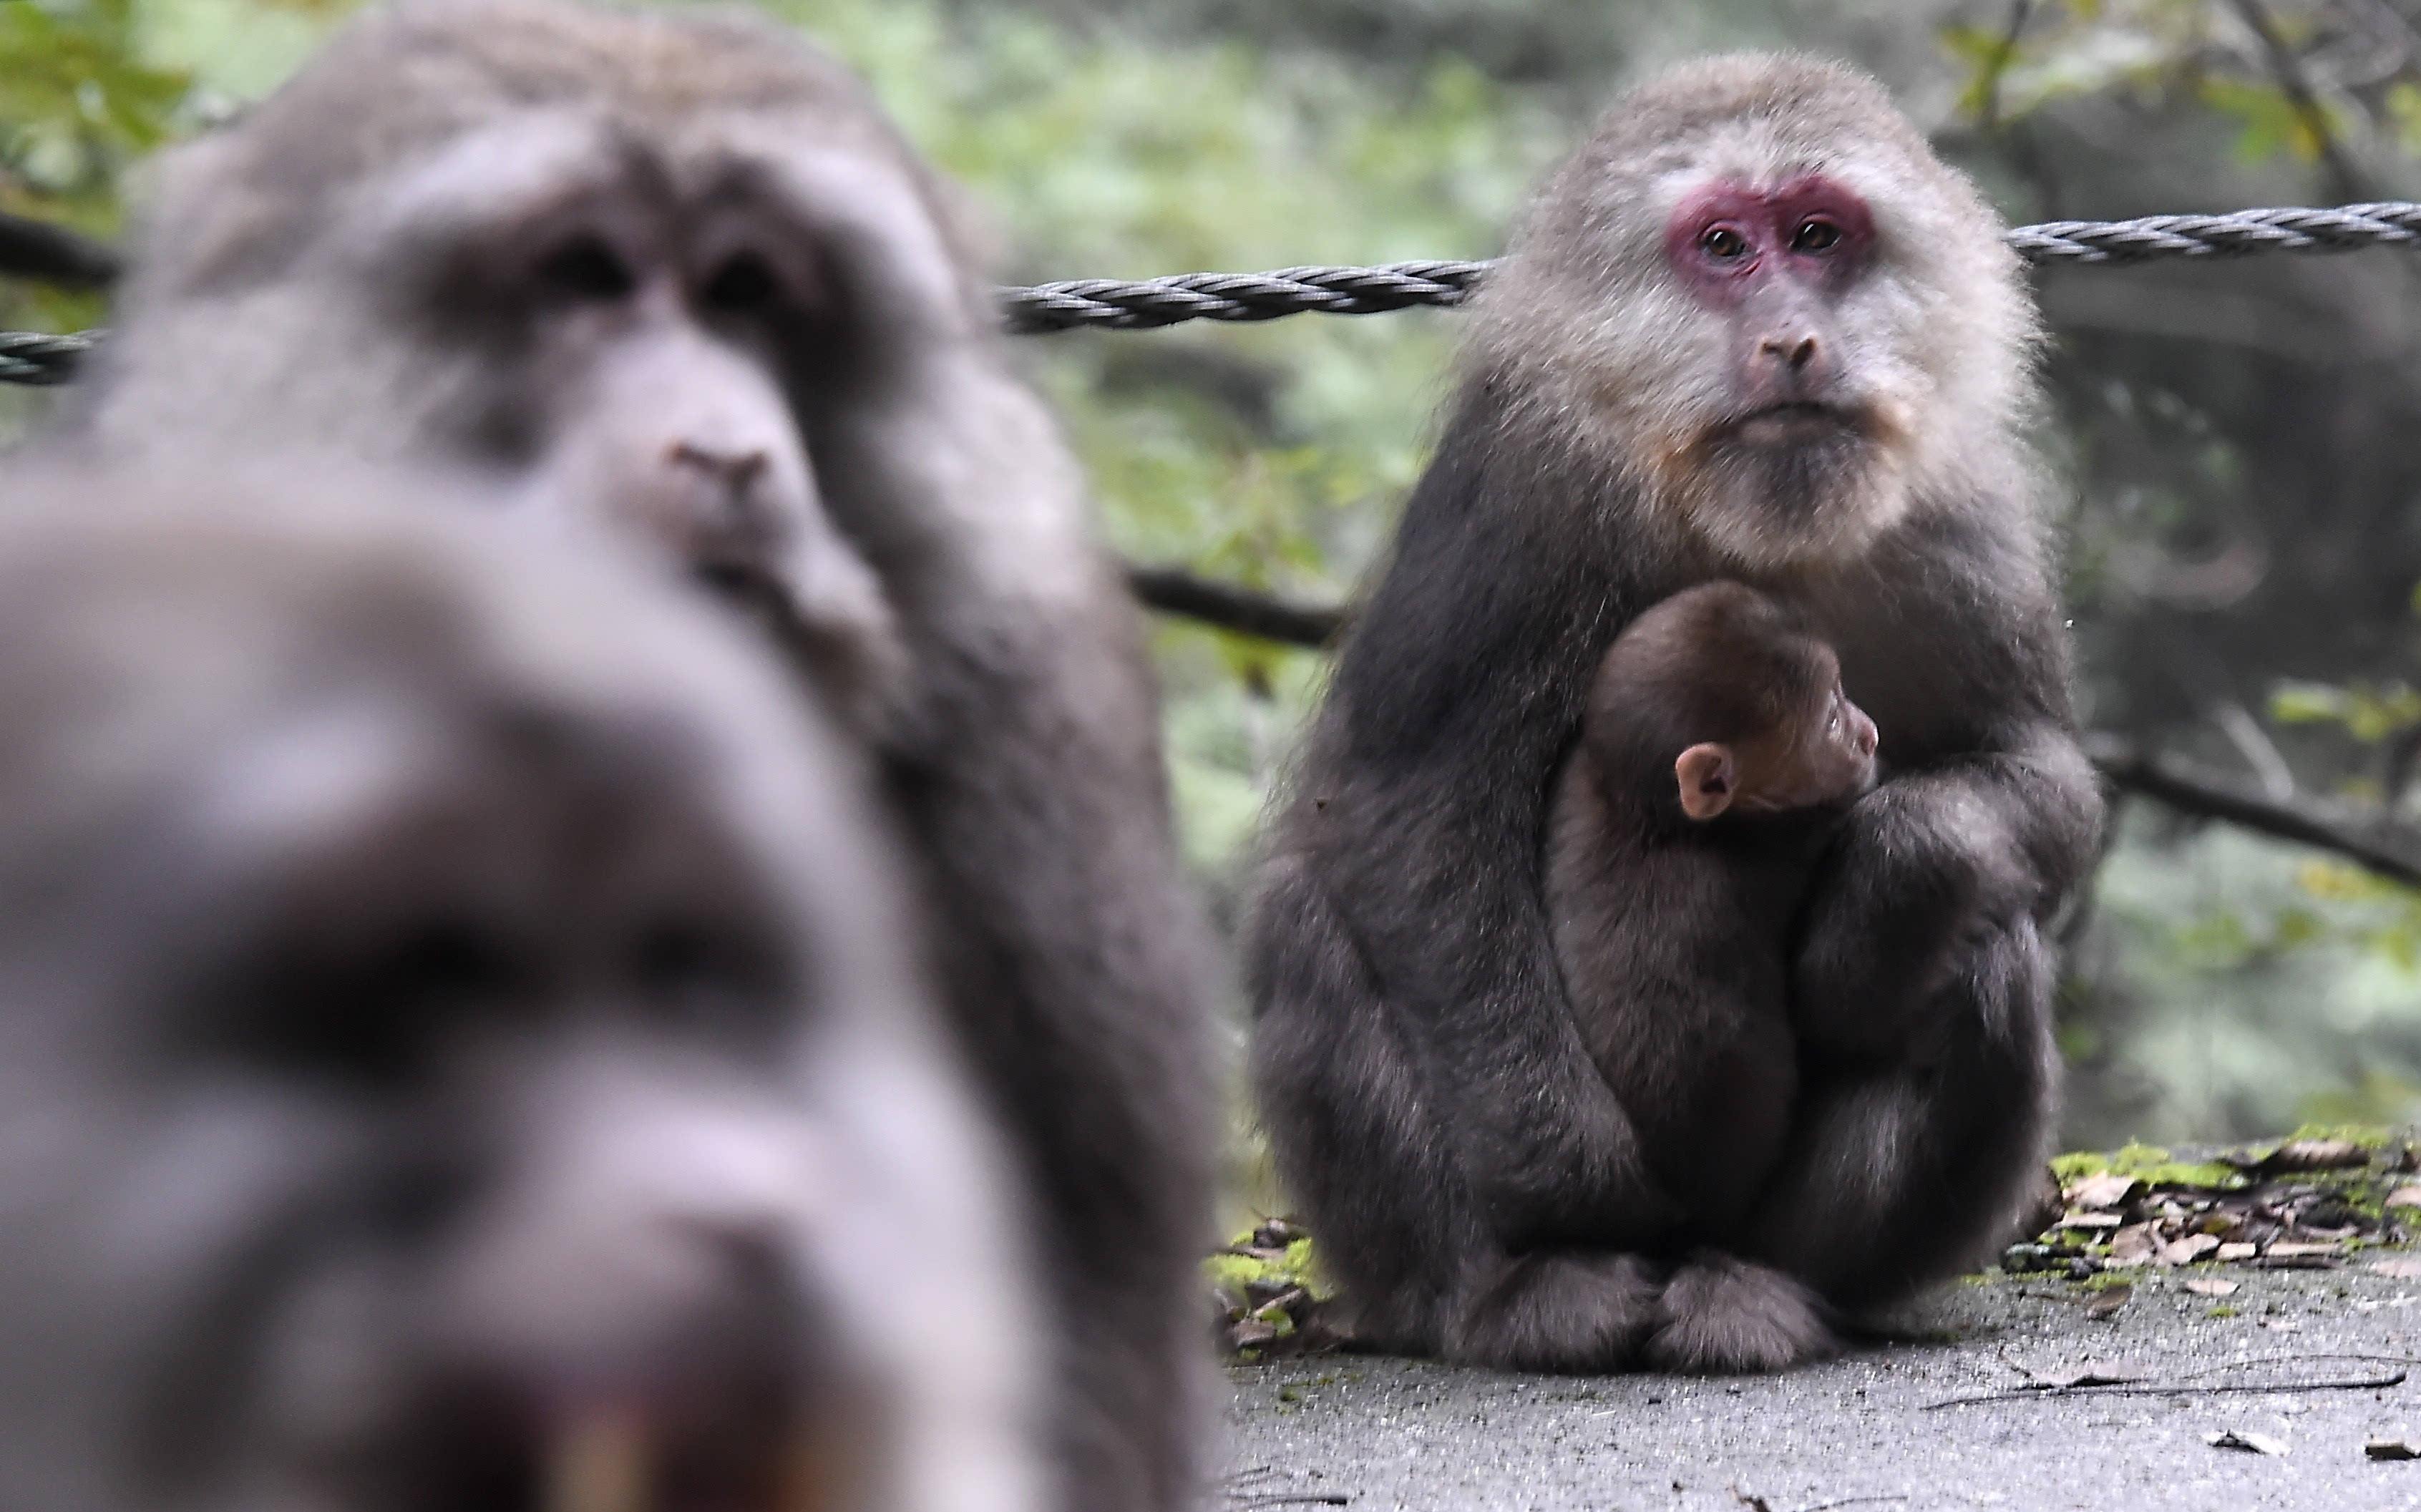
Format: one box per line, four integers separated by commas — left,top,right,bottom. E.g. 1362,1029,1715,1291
2085,733,2421,887
0,212,120,288
1977,0,2038,132
1126,565,1343,648
2225,0,2368,204
1121,565,2421,889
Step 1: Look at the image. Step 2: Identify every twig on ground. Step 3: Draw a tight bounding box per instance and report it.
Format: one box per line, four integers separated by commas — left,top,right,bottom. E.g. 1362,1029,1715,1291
1924,1352,2412,1410
1222,1465,1349,1506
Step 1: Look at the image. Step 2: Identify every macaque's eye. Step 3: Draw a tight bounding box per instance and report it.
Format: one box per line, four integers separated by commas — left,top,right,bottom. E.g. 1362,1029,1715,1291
1828,706,1842,736
703,250,783,316
631,919,784,1036
221,916,529,1087
535,234,637,302
1700,225,1750,260
1792,218,1842,253
382,920,521,1006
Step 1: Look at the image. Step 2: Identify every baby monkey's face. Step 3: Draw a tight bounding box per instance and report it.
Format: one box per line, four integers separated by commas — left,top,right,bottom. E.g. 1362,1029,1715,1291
1675,665,1879,822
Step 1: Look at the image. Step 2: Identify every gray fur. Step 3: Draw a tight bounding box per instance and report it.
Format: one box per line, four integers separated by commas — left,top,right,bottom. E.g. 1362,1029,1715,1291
0,467,1043,1512
62,5,1215,1503
1246,54,2101,1373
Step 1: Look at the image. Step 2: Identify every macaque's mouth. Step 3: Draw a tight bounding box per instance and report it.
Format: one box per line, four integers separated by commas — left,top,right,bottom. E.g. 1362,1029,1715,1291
693,560,785,609
530,1403,838,1512
1723,401,1866,444
692,562,814,647
356,1362,845,1512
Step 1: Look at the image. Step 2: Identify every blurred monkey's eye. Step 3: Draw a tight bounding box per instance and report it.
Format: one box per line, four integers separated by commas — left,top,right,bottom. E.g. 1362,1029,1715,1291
1700,225,1750,260
631,920,784,1038
535,235,636,301
1792,218,1842,253
702,251,782,315
215,915,527,1088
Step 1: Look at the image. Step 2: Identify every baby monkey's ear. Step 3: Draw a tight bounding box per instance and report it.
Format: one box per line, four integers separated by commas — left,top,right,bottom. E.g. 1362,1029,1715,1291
1675,742,1736,821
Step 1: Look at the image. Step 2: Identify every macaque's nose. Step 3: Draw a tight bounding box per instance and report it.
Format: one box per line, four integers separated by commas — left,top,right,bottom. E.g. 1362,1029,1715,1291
1758,331,1821,371
667,439,771,497
1851,708,1879,758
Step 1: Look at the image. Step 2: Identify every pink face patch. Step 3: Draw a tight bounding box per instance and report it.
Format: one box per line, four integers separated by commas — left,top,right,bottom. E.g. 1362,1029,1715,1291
1661,175,1875,306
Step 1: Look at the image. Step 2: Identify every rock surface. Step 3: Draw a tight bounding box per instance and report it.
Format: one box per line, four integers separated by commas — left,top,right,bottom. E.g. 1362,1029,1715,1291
1219,1263,2421,1511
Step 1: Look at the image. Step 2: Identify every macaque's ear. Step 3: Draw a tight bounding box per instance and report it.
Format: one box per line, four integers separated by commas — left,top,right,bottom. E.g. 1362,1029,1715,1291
1675,742,1736,821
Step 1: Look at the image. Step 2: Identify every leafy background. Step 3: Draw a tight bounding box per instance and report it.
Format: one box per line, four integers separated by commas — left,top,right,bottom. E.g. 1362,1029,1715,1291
9,0,2421,1191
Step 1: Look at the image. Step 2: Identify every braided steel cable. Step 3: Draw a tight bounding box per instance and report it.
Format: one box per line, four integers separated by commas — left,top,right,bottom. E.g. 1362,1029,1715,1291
0,329,99,386
15,201,2421,376
1004,202,2421,333
1000,260,1489,332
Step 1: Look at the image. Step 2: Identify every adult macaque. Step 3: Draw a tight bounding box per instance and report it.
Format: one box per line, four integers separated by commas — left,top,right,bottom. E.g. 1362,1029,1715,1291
1544,581,1877,1369
0,469,1041,1512
68,4,1213,1500
1249,54,2102,1372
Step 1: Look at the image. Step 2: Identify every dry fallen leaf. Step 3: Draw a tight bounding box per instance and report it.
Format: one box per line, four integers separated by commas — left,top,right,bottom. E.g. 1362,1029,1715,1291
2184,1277,2239,1297
2367,1438,2421,1462
2065,1172,2139,1211
1229,1319,1281,1350
2216,1242,2258,1262
2387,1186,2421,1210
2085,1284,2133,1320
2158,1234,2221,1267
2372,1259,2421,1281
2204,1430,2288,1456
2265,1241,2344,1259
2110,1224,2158,1265
2057,1211,2123,1229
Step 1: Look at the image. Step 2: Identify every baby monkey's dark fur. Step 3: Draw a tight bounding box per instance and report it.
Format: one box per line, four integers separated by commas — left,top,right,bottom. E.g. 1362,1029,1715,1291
1546,582,1877,1369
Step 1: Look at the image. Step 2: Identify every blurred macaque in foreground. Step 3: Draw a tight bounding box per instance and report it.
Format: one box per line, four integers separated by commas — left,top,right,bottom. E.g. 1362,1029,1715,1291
0,467,1043,1512
74,11,1217,1496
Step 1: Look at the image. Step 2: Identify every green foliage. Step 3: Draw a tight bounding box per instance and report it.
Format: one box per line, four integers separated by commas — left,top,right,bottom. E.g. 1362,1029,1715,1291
2197,74,2341,167
2281,1121,2395,1151
2051,1141,2244,1189
1203,1232,1333,1302
2269,681,2421,745
0,0,179,333
0,0,189,199
1940,0,2364,172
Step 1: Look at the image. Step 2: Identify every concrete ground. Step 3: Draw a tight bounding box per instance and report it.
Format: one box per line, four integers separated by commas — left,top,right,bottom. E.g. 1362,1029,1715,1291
1218,1264,2421,1511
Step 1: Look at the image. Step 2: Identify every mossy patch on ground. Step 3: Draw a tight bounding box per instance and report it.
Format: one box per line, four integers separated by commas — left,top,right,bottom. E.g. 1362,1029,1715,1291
1205,1233,1333,1302
2050,1141,2244,1191
1210,1220,1344,1361
2002,1127,2417,1287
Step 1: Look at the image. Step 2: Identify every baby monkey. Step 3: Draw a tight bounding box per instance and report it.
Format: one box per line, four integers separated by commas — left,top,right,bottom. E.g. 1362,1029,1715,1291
1546,582,1878,1363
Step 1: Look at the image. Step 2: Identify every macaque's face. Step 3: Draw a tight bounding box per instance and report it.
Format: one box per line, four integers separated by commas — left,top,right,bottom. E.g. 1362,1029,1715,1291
1662,173,1879,454
1675,660,1879,821
0,511,1028,1512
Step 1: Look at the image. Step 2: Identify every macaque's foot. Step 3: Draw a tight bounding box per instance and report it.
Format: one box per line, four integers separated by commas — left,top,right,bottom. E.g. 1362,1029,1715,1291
1647,1253,1838,1373
1447,1252,1663,1374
